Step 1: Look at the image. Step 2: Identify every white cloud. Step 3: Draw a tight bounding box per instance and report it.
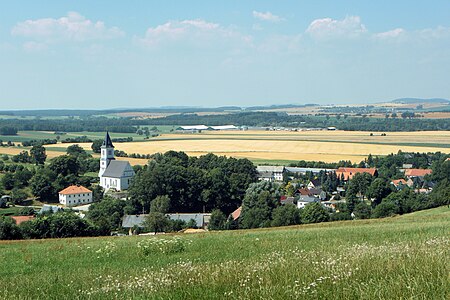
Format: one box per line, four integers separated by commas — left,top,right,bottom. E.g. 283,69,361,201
11,12,124,42
23,41,48,52
306,16,367,39
138,19,252,48
419,26,450,39
252,11,284,23
374,28,405,39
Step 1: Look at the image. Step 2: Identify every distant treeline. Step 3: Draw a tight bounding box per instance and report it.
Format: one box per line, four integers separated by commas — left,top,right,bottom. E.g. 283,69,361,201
0,112,449,132
0,119,136,133
0,126,18,135
133,112,449,131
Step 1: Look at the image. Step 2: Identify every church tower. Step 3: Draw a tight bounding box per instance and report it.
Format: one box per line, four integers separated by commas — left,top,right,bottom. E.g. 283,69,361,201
98,132,115,177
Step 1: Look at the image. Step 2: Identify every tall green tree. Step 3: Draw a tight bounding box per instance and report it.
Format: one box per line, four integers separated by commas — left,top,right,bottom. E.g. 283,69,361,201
271,204,301,227
30,145,47,165
301,202,330,224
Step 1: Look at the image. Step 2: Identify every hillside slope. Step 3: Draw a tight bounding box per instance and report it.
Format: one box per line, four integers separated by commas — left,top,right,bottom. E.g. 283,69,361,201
1,207,449,299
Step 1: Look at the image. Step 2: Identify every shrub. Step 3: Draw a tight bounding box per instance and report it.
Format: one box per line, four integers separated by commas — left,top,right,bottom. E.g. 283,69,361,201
372,201,398,218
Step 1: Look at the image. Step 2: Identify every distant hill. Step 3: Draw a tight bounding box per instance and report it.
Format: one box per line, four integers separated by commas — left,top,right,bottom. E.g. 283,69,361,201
391,98,450,104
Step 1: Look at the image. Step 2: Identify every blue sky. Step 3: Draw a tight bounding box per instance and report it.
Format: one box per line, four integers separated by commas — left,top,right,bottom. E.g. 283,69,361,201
1,0,450,109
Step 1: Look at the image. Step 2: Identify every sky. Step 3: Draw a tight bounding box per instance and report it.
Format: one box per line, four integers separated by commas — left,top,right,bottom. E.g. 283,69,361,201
1,0,450,109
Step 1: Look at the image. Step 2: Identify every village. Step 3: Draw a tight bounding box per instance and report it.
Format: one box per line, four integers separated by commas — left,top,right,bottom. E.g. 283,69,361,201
2,131,444,236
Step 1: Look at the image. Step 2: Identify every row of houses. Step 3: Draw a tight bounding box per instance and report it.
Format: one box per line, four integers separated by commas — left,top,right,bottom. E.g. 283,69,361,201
256,165,432,183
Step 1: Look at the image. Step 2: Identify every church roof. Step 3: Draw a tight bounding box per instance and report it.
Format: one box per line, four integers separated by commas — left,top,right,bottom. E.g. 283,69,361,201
102,131,114,148
102,160,132,178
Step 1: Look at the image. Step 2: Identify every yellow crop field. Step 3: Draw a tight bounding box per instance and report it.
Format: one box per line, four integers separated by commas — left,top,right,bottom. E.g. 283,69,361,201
2,130,449,164
38,130,450,164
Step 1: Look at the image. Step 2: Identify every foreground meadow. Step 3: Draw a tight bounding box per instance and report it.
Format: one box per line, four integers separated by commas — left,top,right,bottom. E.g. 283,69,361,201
1,207,449,300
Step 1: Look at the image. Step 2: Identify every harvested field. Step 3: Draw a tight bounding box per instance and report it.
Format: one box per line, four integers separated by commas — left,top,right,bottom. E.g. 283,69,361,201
41,130,450,164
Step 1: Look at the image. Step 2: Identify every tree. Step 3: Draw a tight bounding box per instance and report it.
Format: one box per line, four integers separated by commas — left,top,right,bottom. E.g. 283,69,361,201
30,169,58,202
1,173,16,190
150,195,171,213
367,178,392,205
18,207,35,216
91,140,103,153
0,217,22,240
87,197,126,235
271,204,301,227
208,209,227,230
92,185,104,202
143,212,170,234
11,188,28,204
353,202,372,219
48,155,80,176
346,173,373,200
30,145,46,165
240,181,281,229
301,202,330,224
372,201,398,218
66,144,87,157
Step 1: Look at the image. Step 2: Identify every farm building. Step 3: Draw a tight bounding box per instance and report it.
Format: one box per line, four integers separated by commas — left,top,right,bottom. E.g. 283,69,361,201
285,167,335,175
336,167,378,181
256,166,285,182
58,185,93,207
404,169,432,179
121,213,212,232
38,205,63,215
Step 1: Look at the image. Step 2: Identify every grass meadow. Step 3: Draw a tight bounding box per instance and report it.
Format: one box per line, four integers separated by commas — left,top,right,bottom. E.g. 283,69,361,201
0,206,448,299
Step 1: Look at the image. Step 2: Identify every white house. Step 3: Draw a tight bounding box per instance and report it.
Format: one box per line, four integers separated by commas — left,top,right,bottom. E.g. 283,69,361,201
256,166,285,182
59,185,93,207
98,132,135,191
297,196,318,209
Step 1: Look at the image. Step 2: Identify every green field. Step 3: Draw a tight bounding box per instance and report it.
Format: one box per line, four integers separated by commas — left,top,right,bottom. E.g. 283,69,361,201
1,207,448,299
0,128,174,144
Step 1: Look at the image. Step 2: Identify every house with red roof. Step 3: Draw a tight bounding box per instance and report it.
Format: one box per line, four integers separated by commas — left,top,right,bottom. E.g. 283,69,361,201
404,169,432,179
58,185,93,207
390,179,408,190
335,167,378,181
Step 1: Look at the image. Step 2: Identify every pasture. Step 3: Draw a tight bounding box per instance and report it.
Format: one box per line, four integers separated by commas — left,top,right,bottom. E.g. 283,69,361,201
0,206,448,299
43,130,450,163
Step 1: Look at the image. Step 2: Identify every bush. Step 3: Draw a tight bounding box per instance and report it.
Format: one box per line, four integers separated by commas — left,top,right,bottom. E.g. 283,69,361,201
0,217,22,240
271,204,301,227
372,201,398,218
208,209,227,230
301,202,330,224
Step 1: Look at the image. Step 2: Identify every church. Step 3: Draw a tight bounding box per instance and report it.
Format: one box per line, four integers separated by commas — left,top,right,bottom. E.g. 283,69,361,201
98,132,135,191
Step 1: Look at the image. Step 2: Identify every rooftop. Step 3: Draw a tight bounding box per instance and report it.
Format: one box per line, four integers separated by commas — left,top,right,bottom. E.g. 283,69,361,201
102,131,114,148
102,160,133,178
59,185,92,195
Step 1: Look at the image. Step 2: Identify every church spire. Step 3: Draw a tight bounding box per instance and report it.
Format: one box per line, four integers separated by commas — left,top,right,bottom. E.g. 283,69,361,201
102,131,114,148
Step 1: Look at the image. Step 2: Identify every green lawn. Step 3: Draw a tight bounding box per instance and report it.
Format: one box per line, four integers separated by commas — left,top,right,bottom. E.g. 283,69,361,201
0,206,20,216
0,206,448,299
